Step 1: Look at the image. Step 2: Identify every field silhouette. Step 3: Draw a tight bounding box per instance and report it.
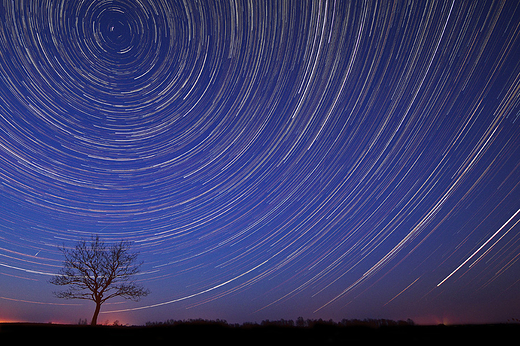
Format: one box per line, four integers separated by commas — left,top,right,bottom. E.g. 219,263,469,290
1,318,518,345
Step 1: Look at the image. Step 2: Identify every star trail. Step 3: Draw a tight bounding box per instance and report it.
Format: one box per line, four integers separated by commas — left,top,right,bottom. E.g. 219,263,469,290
1,0,520,325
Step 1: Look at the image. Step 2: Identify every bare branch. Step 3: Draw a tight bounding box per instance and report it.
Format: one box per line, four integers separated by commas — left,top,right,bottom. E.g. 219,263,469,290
49,235,149,325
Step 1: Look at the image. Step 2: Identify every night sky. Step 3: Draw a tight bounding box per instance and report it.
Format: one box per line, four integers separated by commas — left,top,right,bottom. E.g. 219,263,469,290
1,0,520,326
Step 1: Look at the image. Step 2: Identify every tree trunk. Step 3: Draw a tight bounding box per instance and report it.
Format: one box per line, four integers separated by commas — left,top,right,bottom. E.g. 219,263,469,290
91,301,101,325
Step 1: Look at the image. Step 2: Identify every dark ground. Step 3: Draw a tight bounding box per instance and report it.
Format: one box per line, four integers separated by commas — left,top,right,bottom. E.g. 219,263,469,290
1,322,518,345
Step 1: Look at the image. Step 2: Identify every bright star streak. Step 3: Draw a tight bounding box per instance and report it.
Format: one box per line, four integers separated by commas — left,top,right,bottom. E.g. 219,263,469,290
438,207,520,287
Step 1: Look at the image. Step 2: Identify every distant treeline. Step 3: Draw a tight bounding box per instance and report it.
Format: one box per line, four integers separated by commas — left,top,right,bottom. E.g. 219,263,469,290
144,317,415,328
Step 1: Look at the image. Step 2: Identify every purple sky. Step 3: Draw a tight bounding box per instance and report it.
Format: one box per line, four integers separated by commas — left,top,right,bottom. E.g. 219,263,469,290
1,0,520,326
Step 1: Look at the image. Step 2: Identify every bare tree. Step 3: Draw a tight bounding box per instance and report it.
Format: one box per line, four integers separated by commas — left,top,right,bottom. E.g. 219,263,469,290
50,235,149,325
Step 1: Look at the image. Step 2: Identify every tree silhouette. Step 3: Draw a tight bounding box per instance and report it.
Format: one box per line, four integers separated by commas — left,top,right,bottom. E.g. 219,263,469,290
50,235,149,325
